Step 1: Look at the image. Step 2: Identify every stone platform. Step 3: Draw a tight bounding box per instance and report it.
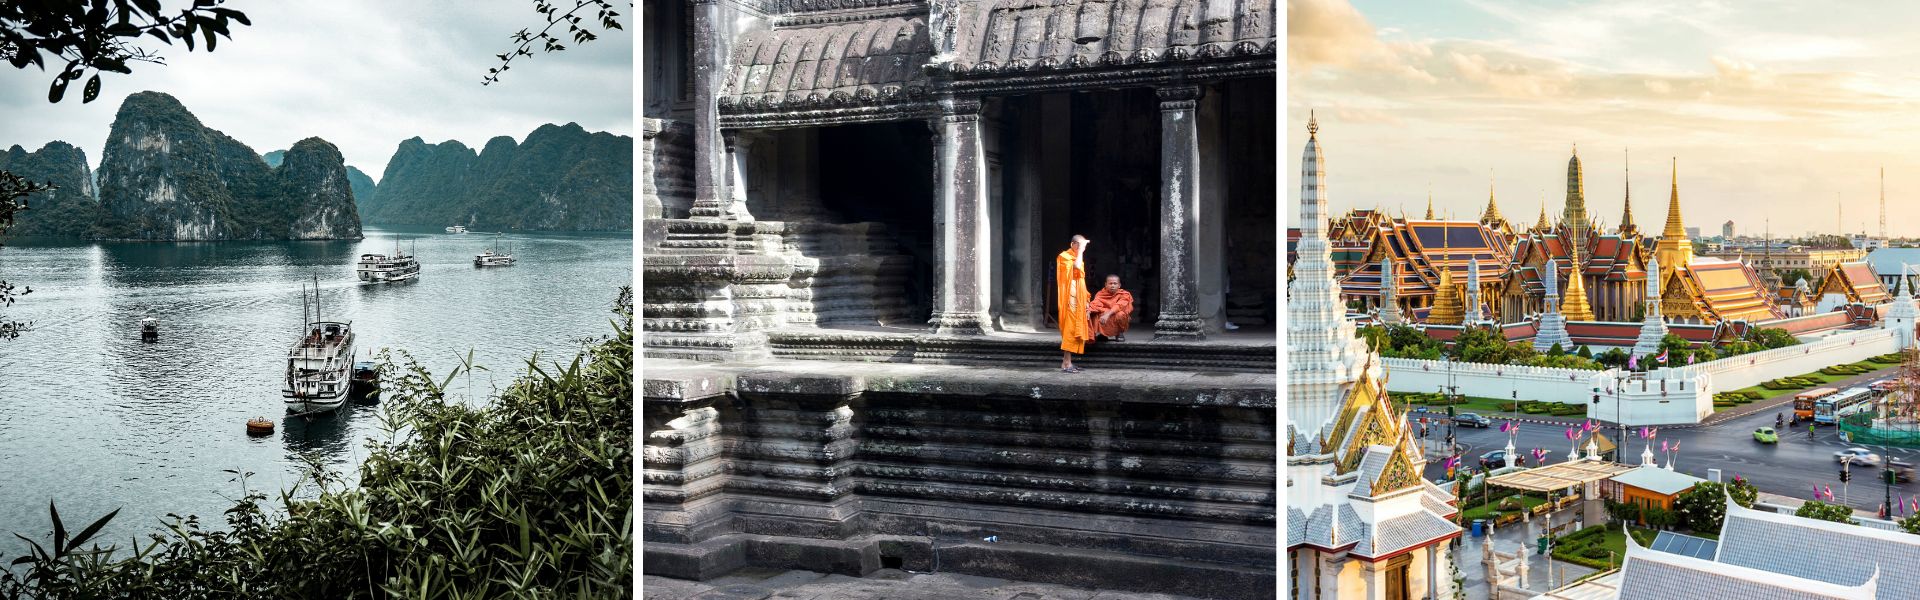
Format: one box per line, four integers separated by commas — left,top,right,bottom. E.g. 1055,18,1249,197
643,359,1277,600
762,325,1276,374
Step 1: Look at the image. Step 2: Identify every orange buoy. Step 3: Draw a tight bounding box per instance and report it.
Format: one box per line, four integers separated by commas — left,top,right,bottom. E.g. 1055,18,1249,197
246,417,275,436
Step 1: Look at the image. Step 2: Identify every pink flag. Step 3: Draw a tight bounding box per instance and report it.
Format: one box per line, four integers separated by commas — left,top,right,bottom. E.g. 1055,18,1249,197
1673,440,1680,452
1566,427,1577,441
1584,420,1596,433
1662,440,1670,453
1827,485,1835,500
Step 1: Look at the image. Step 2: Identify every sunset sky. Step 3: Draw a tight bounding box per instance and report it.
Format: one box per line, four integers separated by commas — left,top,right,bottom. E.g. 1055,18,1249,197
1289,0,1920,239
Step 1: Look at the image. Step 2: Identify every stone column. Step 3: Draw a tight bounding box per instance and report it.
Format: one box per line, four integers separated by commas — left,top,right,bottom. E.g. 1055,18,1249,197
929,96,992,334
1154,85,1205,338
688,0,728,220
723,130,754,222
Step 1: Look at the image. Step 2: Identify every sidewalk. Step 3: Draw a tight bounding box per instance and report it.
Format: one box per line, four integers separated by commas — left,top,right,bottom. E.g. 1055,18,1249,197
1453,505,1601,599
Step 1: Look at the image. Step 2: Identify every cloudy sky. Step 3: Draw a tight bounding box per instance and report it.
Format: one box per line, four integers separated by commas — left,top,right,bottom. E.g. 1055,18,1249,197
0,0,631,182
1290,0,1920,239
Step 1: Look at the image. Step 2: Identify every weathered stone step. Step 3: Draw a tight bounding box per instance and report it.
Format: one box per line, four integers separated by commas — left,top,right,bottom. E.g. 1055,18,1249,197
766,328,1277,374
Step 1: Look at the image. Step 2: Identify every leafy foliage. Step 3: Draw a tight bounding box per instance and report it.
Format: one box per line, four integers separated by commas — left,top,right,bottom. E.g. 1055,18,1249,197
1727,476,1758,508
1641,506,1676,530
1794,500,1857,525
1673,482,1729,534
1,0,249,103
486,0,626,86
0,290,634,597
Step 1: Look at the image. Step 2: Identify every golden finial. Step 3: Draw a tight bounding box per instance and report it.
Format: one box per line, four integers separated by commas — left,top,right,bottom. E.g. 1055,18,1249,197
1308,110,1318,137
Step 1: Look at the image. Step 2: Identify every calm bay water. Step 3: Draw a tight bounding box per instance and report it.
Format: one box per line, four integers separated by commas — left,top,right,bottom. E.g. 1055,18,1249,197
0,226,630,554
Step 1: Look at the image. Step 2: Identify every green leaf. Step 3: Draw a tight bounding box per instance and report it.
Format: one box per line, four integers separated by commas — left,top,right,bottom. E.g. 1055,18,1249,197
65,508,120,554
82,74,101,103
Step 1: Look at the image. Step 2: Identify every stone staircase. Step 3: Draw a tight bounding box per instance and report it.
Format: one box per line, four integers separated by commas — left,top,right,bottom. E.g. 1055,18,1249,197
775,221,918,327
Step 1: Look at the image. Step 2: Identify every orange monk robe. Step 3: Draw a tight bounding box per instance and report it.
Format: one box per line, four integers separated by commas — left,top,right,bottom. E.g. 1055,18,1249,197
1056,249,1091,354
1089,288,1133,338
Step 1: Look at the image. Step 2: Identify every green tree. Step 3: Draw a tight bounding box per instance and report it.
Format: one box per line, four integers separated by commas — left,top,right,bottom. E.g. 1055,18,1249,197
1728,476,1759,508
1794,500,1857,524
1577,345,1594,360
1548,342,1565,357
1,1,249,103
1642,506,1676,530
1595,348,1631,368
1751,328,1800,350
1359,324,1389,353
1674,483,1730,534
1898,512,1920,535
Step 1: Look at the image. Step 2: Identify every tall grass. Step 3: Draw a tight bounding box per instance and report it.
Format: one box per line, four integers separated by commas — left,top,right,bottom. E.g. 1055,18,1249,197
1,289,633,599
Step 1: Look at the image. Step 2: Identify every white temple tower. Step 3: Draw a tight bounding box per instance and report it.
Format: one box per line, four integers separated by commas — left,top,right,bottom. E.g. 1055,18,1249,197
1288,112,1378,440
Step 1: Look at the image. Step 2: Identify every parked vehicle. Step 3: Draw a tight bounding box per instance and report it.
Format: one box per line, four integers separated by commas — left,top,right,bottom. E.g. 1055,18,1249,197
1753,427,1778,444
1835,448,1883,467
1480,450,1525,470
1453,413,1493,428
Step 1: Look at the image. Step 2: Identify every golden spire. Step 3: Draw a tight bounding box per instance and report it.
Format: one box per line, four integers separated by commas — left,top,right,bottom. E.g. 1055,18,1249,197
1561,246,1597,322
1427,267,1465,325
1655,157,1694,279
1535,196,1550,231
1425,184,1435,220
1620,148,1637,236
1481,170,1504,223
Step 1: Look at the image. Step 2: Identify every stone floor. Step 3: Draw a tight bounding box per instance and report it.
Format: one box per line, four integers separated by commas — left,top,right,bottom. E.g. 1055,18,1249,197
644,569,1219,600
1454,506,1601,598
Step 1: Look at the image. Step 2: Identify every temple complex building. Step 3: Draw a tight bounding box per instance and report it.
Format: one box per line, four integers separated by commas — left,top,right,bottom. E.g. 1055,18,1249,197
1336,218,1511,323
644,0,1278,359
1288,115,1460,600
641,4,1279,597
1815,261,1892,311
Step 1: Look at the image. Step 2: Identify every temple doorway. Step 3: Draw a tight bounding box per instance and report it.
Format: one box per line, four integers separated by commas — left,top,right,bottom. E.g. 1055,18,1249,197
740,121,935,325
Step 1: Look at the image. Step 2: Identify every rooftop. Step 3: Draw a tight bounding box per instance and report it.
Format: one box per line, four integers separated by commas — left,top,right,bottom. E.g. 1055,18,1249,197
1609,465,1707,496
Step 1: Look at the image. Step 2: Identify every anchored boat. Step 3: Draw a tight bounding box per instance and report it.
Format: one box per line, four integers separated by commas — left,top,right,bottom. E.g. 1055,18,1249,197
284,278,354,415
139,317,159,342
474,233,515,267
445,225,468,234
356,239,420,284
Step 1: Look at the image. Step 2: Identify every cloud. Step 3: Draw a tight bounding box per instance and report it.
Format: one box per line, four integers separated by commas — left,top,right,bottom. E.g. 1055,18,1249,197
0,0,632,181
1291,0,1920,238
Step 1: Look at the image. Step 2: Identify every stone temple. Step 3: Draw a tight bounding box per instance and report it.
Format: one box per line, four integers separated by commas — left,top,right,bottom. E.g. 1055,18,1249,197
642,2,1277,599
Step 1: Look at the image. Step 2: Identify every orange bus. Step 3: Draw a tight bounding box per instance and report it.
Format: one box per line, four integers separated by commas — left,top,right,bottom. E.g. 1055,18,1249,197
1793,387,1839,421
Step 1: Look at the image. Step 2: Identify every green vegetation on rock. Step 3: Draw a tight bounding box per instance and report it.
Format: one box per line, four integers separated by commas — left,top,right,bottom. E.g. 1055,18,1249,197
0,142,99,237
367,123,631,231
93,91,361,241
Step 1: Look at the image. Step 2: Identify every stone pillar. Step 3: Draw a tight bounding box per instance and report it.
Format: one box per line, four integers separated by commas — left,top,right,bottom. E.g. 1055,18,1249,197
929,97,991,334
688,0,728,220
723,130,755,222
1154,86,1205,338
1195,84,1228,332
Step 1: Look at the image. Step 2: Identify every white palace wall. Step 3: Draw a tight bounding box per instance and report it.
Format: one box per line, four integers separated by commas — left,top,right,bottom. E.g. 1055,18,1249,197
1381,326,1900,425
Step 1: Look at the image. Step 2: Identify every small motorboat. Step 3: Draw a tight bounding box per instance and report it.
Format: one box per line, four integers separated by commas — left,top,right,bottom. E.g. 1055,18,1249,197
140,317,159,342
445,225,468,234
351,361,380,403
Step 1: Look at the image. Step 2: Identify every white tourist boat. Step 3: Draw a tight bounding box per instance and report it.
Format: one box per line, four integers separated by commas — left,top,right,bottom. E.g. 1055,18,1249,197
445,225,468,234
356,240,420,283
284,279,354,415
474,233,515,267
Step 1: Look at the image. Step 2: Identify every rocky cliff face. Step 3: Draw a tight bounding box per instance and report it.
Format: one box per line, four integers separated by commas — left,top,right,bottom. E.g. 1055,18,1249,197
95,91,362,240
368,123,631,231
266,150,377,214
0,141,99,236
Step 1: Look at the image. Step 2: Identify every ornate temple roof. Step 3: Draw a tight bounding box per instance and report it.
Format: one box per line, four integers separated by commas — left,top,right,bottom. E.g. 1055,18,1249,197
1337,220,1512,302
1715,500,1920,598
942,0,1276,79
718,17,935,120
1662,258,1783,324
1817,261,1892,305
1512,227,1647,284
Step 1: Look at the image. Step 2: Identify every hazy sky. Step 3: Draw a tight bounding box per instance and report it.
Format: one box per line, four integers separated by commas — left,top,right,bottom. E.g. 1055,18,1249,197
0,0,632,182
1290,0,1920,239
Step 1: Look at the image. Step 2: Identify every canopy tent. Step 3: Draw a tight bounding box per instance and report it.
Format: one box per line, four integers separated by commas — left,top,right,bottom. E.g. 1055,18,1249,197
1485,460,1637,494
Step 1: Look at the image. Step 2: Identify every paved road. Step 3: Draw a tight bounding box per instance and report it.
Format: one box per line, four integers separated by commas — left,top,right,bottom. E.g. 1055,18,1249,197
1414,366,1917,514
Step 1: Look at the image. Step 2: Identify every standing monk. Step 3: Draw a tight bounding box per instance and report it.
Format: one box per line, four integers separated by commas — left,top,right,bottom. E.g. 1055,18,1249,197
1057,235,1092,372
1089,274,1133,342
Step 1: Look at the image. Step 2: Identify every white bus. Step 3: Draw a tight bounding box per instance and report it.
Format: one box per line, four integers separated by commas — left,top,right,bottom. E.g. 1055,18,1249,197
1815,387,1874,425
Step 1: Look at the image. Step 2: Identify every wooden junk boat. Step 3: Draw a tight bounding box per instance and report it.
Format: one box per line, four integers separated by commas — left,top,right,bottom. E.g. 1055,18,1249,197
284,277,355,415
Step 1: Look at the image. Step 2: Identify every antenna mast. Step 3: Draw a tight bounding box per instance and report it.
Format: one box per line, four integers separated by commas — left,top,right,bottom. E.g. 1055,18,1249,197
1882,167,1889,241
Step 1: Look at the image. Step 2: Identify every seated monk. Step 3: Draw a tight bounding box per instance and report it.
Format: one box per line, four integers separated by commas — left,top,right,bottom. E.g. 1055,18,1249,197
1089,274,1133,342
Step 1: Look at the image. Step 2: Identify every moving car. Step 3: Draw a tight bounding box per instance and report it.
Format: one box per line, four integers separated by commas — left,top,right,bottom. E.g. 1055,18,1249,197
1835,447,1883,467
1753,427,1778,444
1480,450,1526,470
1890,460,1916,484
1453,413,1493,428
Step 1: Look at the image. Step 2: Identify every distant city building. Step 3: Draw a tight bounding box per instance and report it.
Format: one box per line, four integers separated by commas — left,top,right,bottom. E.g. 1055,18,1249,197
1704,245,1867,276
1722,220,1735,239
1684,226,1701,239
1851,233,1886,250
